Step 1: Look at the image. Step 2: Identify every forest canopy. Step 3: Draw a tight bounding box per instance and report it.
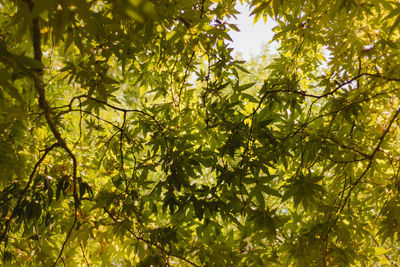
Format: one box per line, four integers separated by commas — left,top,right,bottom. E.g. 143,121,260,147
1,0,400,266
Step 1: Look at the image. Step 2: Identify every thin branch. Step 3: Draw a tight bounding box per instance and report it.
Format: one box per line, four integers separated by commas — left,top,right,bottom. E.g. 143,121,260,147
104,209,200,267
80,242,90,267
178,49,196,109
322,135,370,158
72,99,83,151
53,215,77,267
325,107,400,247
24,1,80,264
82,95,164,129
0,143,60,244
119,111,129,192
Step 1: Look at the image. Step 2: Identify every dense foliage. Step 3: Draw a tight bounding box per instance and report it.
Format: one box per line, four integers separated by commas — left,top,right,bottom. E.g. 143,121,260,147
1,0,400,265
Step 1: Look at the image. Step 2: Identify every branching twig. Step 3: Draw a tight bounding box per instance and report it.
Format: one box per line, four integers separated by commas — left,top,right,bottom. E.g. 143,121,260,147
342,107,400,202
0,143,60,244
323,107,400,260
24,1,80,265
104,209,200,267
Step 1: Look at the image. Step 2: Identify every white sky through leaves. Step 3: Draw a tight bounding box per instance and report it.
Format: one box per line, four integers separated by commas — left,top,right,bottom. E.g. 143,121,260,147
228,3,277,59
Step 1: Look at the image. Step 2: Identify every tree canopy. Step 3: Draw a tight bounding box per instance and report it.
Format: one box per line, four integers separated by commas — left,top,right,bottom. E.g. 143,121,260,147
1,0,400,265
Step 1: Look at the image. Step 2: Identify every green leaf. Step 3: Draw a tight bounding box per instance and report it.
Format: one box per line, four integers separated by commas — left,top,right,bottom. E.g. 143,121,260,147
192,197,204,220
259,184,281,197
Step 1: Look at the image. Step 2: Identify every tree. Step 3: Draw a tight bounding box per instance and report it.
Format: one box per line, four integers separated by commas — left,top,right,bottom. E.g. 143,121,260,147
1,0,400,265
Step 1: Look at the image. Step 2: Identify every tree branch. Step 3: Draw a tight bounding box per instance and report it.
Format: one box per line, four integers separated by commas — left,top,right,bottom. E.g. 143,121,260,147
0,143,60,244
24,1,80,264
104,209,200,267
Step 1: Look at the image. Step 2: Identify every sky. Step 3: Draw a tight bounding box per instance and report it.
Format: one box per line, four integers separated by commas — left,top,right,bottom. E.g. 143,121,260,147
228,3,277,60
